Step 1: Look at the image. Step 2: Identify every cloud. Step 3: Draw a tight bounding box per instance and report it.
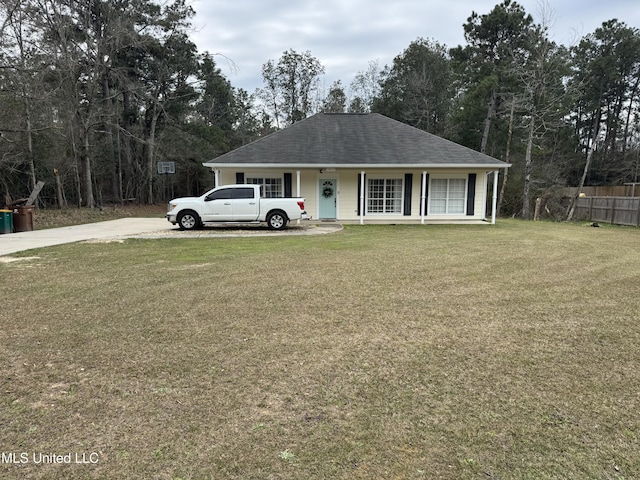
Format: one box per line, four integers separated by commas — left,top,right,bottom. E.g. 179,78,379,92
191,0,640,94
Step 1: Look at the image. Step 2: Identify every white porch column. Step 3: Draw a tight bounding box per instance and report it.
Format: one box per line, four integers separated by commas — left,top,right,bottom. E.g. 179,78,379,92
482,171,489,220
420,171,427,224
491,170,499,225
296,170,301,224
360,171,366,225
214,169,220,187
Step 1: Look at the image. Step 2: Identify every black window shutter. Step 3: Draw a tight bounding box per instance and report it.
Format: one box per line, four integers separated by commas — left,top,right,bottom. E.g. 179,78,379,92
467,173,476,216
357,173,366,216
284,173,292,197
236,172,245,184
403,174,413,216
423,174,430,215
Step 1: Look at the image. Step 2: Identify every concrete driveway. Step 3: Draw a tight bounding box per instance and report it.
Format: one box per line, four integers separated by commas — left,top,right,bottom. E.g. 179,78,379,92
0,218,172,257
0,218,341,257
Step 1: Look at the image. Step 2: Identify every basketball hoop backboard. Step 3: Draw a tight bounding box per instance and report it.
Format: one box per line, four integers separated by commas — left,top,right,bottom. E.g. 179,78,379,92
157,162,175,174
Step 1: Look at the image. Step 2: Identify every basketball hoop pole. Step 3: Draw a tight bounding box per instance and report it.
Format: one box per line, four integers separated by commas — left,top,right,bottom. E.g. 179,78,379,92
157,162,175,202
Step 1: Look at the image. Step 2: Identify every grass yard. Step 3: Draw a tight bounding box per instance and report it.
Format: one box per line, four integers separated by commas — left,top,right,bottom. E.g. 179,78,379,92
1,220,639,479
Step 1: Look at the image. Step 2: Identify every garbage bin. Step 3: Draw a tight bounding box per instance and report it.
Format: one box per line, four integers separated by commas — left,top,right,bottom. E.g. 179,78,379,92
0,209,12,234
12,205,35,232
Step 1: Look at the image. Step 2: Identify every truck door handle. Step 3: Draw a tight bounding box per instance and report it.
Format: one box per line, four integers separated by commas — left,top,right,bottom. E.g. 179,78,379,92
249,202,256,205
224,202,231,205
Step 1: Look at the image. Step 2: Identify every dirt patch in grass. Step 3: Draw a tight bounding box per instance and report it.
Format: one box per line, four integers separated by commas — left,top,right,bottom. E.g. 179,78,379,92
0,256,41,264
1,221,639,479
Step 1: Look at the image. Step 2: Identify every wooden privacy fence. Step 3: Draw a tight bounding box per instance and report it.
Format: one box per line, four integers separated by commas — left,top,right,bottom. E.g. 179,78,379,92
573,196,640,226
561,185,640,197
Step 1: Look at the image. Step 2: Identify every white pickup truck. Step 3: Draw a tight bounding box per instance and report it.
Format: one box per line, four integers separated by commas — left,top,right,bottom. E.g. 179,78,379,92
166,184,308,230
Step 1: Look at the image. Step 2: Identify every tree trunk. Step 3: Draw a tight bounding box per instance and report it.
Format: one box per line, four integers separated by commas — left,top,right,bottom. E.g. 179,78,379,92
82,129,95,208
68,122,83,208
567,111,602,221
21,87,36,192
480,90,497,154
116,129,124,204
121,89,135,202
54,169,67,209
102,74,119,203
534,197,542,221
146,102,159,205
498,98,515,215
522,117,535,219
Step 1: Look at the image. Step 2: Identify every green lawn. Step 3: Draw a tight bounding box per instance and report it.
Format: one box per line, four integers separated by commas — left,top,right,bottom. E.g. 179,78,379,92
1,221,639,479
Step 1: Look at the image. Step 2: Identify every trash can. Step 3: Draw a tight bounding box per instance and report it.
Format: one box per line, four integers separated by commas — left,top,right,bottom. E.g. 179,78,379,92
12,205,35,232
0,209,12,234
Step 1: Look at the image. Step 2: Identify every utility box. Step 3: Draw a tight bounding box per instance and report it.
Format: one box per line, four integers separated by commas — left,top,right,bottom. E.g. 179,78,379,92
0,209,12,234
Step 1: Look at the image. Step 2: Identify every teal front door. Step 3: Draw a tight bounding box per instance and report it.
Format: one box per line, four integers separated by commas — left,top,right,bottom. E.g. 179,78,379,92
319,179,337,219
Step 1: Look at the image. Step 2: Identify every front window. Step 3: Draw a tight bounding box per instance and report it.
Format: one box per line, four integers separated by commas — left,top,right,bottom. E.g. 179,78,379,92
430,178,466,214
246,177,282,198
367,178,403,214
205,188,232,201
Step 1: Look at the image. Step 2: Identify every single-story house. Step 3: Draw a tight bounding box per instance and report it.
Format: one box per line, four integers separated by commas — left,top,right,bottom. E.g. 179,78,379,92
203,113,510,224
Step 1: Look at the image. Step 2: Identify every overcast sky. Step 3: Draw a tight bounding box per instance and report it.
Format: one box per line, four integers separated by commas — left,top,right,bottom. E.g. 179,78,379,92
190,0,640,95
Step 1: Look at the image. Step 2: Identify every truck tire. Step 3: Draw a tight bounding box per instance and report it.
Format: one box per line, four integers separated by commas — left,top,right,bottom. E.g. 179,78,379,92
177,210,200,230
267,210,288,230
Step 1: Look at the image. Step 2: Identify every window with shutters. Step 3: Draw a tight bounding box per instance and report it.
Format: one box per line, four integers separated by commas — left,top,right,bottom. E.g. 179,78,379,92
429,178,466,214
246,176,283,198
367,178,403,214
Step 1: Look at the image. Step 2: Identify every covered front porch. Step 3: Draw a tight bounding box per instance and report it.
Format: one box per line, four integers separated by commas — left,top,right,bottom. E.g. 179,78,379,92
205,166,503,225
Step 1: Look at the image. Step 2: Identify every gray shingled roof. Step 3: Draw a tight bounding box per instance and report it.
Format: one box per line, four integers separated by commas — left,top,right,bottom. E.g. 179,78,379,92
203,113,509,168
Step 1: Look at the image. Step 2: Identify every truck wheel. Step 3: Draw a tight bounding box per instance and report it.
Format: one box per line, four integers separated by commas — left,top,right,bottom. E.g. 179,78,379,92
267,210,288,230
177,210,200,230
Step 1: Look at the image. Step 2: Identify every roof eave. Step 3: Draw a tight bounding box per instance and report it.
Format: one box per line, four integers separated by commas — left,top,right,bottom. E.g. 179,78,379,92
202,162,511,169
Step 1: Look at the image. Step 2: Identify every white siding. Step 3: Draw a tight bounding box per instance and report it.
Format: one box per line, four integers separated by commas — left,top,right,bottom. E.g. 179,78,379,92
213,168,490,222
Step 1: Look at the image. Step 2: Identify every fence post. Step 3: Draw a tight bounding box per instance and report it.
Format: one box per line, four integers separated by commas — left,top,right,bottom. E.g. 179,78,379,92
534,197,541,221
589,196,594,221
636,197,640,227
